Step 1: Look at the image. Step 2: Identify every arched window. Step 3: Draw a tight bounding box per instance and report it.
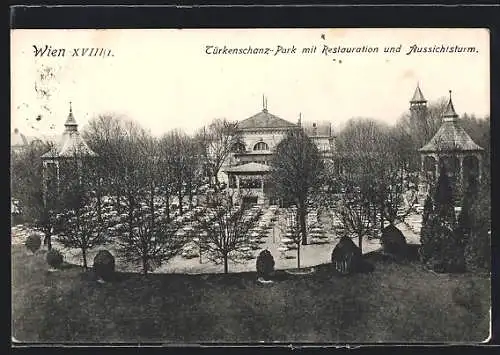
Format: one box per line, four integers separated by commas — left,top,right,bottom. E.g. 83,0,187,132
253,142,269,151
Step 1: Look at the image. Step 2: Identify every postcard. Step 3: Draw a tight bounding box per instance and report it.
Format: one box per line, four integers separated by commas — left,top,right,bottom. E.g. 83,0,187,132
11,28,491,344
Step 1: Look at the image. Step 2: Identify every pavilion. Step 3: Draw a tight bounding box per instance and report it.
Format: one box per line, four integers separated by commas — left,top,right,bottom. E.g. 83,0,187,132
41,102,97,200
418,90,484,200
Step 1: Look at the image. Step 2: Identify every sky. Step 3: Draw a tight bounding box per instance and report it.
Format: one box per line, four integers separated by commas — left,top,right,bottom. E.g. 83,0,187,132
11,28,490,138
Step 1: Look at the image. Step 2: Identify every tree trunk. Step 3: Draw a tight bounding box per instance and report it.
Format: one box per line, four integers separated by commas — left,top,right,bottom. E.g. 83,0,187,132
97,177,102,224
358,234,363,254
297,244,301,270
298,205,308,245
214,174,220,192
178,188,183,215
82,247,88,269
188,181,193,209
115,186,121,214
44,234,52,251
142,257,148,276
223,255,228,274
165,193,170,223
379,204,384,232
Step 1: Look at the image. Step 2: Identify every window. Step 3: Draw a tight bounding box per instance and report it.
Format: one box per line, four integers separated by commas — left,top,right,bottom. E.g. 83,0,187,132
231,142,246,153
253,142,269,151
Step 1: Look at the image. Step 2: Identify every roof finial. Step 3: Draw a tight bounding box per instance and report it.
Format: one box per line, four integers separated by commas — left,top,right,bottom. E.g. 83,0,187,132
69,101,73,113
298,112,302,127
449,90,452,100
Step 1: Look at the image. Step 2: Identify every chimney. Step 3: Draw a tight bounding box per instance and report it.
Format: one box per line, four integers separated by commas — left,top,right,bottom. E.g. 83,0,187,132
312,122,317,136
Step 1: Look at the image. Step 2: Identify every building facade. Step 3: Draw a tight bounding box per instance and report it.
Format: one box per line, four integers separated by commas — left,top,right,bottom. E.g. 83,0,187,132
222,100,335,205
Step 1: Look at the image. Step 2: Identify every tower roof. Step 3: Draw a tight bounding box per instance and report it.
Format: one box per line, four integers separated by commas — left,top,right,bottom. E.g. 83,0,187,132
41,102,97,159
410,84,426,103
419,121,483,153
65,101,78,128
419,91,482,153
442,90,459,122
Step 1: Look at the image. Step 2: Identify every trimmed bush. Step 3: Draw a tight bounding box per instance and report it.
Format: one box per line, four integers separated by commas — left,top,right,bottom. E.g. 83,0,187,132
381,224,407,261
25,233,42,254
93,250,116,282
256,249,275,280
46,249,63,269
331,236,362,275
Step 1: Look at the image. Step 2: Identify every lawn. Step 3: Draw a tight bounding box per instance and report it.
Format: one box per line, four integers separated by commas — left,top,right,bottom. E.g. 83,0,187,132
12,245,490,343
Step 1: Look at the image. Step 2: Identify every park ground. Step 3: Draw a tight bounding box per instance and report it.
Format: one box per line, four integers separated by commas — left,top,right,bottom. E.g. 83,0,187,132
10,210,421,274
12,243,490,343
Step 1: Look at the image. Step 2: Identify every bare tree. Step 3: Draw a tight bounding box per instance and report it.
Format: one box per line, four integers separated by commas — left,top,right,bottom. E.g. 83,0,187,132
334,118,418,234
56,156,109,269
183,138,205,209
197,118,240,190
395,97,448,172
334,181,375,253
201,192,252,274
11,140,62,250
113,131,186,275
82,114,133,215
270,128,324,245
163,130,191,215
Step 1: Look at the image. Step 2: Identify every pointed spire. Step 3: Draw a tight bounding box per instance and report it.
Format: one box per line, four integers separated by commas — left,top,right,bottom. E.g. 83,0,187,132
64,101,78,132
410,83,426,103
443,90,459,122
298,112,302,127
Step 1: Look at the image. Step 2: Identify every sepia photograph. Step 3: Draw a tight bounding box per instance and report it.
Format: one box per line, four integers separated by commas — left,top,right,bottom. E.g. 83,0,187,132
10,28,491,344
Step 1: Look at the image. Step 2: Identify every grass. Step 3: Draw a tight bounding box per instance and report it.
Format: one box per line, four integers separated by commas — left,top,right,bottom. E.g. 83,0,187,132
12,245,490,343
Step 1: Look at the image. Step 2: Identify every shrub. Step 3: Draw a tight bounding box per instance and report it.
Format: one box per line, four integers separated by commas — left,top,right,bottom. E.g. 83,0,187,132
93,250,116,281
25,233,42,254
381,224,407,260
463,179,491,272
331,236,362,275
46,249,63,269
256,249,275,280
420,166,464,273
